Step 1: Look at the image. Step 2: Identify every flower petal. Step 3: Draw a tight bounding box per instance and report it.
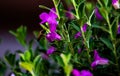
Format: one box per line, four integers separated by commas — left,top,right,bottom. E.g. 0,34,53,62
80,70,93,76
81,24,88,32
39,12,49,24
46,32,61,42
47,46,56,55
74,32,82,39
49,8,58,19
91,50,109,68
117,24,120,34
94,50,101,60
95,8,103,20
72,69,81,76
112,0,119,9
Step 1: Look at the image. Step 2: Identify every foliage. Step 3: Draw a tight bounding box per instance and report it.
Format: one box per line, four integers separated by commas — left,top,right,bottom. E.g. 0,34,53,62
0,0,120,76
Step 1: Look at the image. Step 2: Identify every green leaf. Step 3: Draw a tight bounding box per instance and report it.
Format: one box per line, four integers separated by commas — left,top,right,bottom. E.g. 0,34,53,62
99,7,108,20
100,0,109,7
100,37,113,50
4,52,16,67
85,30,92,48
24,50,31,61
64,64,73,76
39,37,47,50
86,30,92,41
19,62,33,74
112,18,118,39
56,56,64,67
33,55,41,67
9,26,27,47
19,53,25,61
40,24,50,33
69,22,80,31
60,53,71,66
92,24,109,33
85,2,94,17
0,59,7,76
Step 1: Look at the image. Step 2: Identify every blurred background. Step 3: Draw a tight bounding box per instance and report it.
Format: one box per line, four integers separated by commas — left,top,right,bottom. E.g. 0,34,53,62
0,0,94,57
0,0,54,57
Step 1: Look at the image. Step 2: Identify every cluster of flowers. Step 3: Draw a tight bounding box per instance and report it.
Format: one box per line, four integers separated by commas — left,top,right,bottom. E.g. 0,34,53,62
39,0,120,76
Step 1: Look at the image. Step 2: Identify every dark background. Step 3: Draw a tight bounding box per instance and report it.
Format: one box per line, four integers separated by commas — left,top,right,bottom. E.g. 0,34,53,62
0,0,54,57
0,0,94,57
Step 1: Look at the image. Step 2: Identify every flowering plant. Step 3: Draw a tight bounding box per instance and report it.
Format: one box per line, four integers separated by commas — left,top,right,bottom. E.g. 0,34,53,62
0,0,120,76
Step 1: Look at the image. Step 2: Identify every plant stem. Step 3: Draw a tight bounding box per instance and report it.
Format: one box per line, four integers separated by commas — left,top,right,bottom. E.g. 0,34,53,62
31,71,36,76
71,0,80,19
52,0,60,19
106,15,119,69
81,31,91,64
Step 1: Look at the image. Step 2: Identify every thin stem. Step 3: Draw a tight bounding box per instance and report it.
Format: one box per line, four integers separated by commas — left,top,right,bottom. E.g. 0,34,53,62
71,0,80,19
106,16,114,40
106,15,119,70
81,31,91,64
52,0,61,19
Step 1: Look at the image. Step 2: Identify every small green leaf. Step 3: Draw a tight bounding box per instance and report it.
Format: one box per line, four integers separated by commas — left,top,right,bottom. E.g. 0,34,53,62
60,53,71,66
24,50,31,61
40,24,50,33
64,64,73,76
100,0,109,7
86,30,92,42
19,62,33,74
86,30,92,48
19,53,25,61
69,22,80,31
92,24,109,33
99,7,108,20
56,56,64,67
9,26,27,47
33,55,41,67
100,37,113,50
4,52,16,67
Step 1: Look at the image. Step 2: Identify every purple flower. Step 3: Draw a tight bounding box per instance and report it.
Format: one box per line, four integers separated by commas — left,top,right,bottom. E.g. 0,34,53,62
80,70,93,76
72,69,81,76
46,32,61,42
66,7,75,20
91,50,109,68
72,69,93,76
39,8,58,32
112,0,119,9
46,46,56,55
95,8,103,20
117,24,120,34
74,32,82,39
81,24,88,32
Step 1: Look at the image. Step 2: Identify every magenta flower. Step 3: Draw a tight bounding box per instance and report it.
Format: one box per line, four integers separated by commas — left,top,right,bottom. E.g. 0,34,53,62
46,32,61,42
112,0,119,9
39,8,58,32
95,8,103,20
74,32,82,39
66,7,75,20
39,8,61,42
72,69,81,76
117,24,120,34
91,50,109,68
72,69,93,76
46,46,56,55
81,24,88,32
80,70,93,76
